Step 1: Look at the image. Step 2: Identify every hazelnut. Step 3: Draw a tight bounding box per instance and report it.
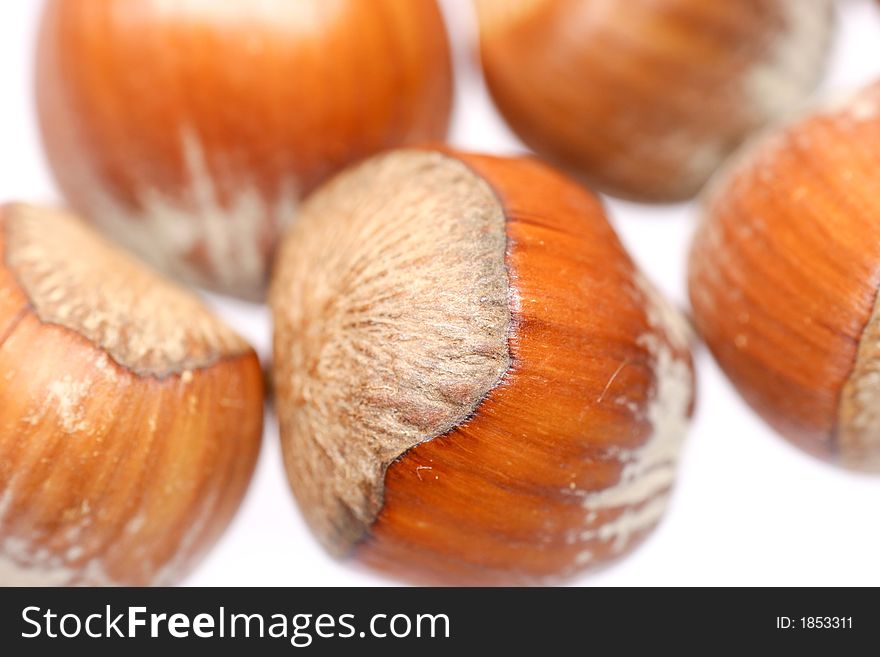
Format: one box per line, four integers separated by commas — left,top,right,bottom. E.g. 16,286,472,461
270,148,695,584
35,0,453,300
688,81,880,472
474,0,833,202
0,203,263,585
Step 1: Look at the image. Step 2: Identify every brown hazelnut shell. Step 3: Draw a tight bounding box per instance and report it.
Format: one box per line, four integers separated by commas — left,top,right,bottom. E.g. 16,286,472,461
0,203,263,585
688,82,880,472
271,147,695,584
475,0,833,202
35,0,453,300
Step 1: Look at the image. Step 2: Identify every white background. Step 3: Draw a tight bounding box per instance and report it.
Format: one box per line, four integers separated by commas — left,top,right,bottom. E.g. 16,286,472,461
1,0,879,586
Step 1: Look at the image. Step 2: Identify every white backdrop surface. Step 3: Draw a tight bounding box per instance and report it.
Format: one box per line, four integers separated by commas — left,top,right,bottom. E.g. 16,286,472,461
0,0,878,586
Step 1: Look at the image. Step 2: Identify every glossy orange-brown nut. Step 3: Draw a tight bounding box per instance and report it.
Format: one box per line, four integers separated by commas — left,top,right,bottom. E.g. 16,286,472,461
689,82,880,472
271,147,695,584
475,0,833,202
36,0,453,300
0,204,263,585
